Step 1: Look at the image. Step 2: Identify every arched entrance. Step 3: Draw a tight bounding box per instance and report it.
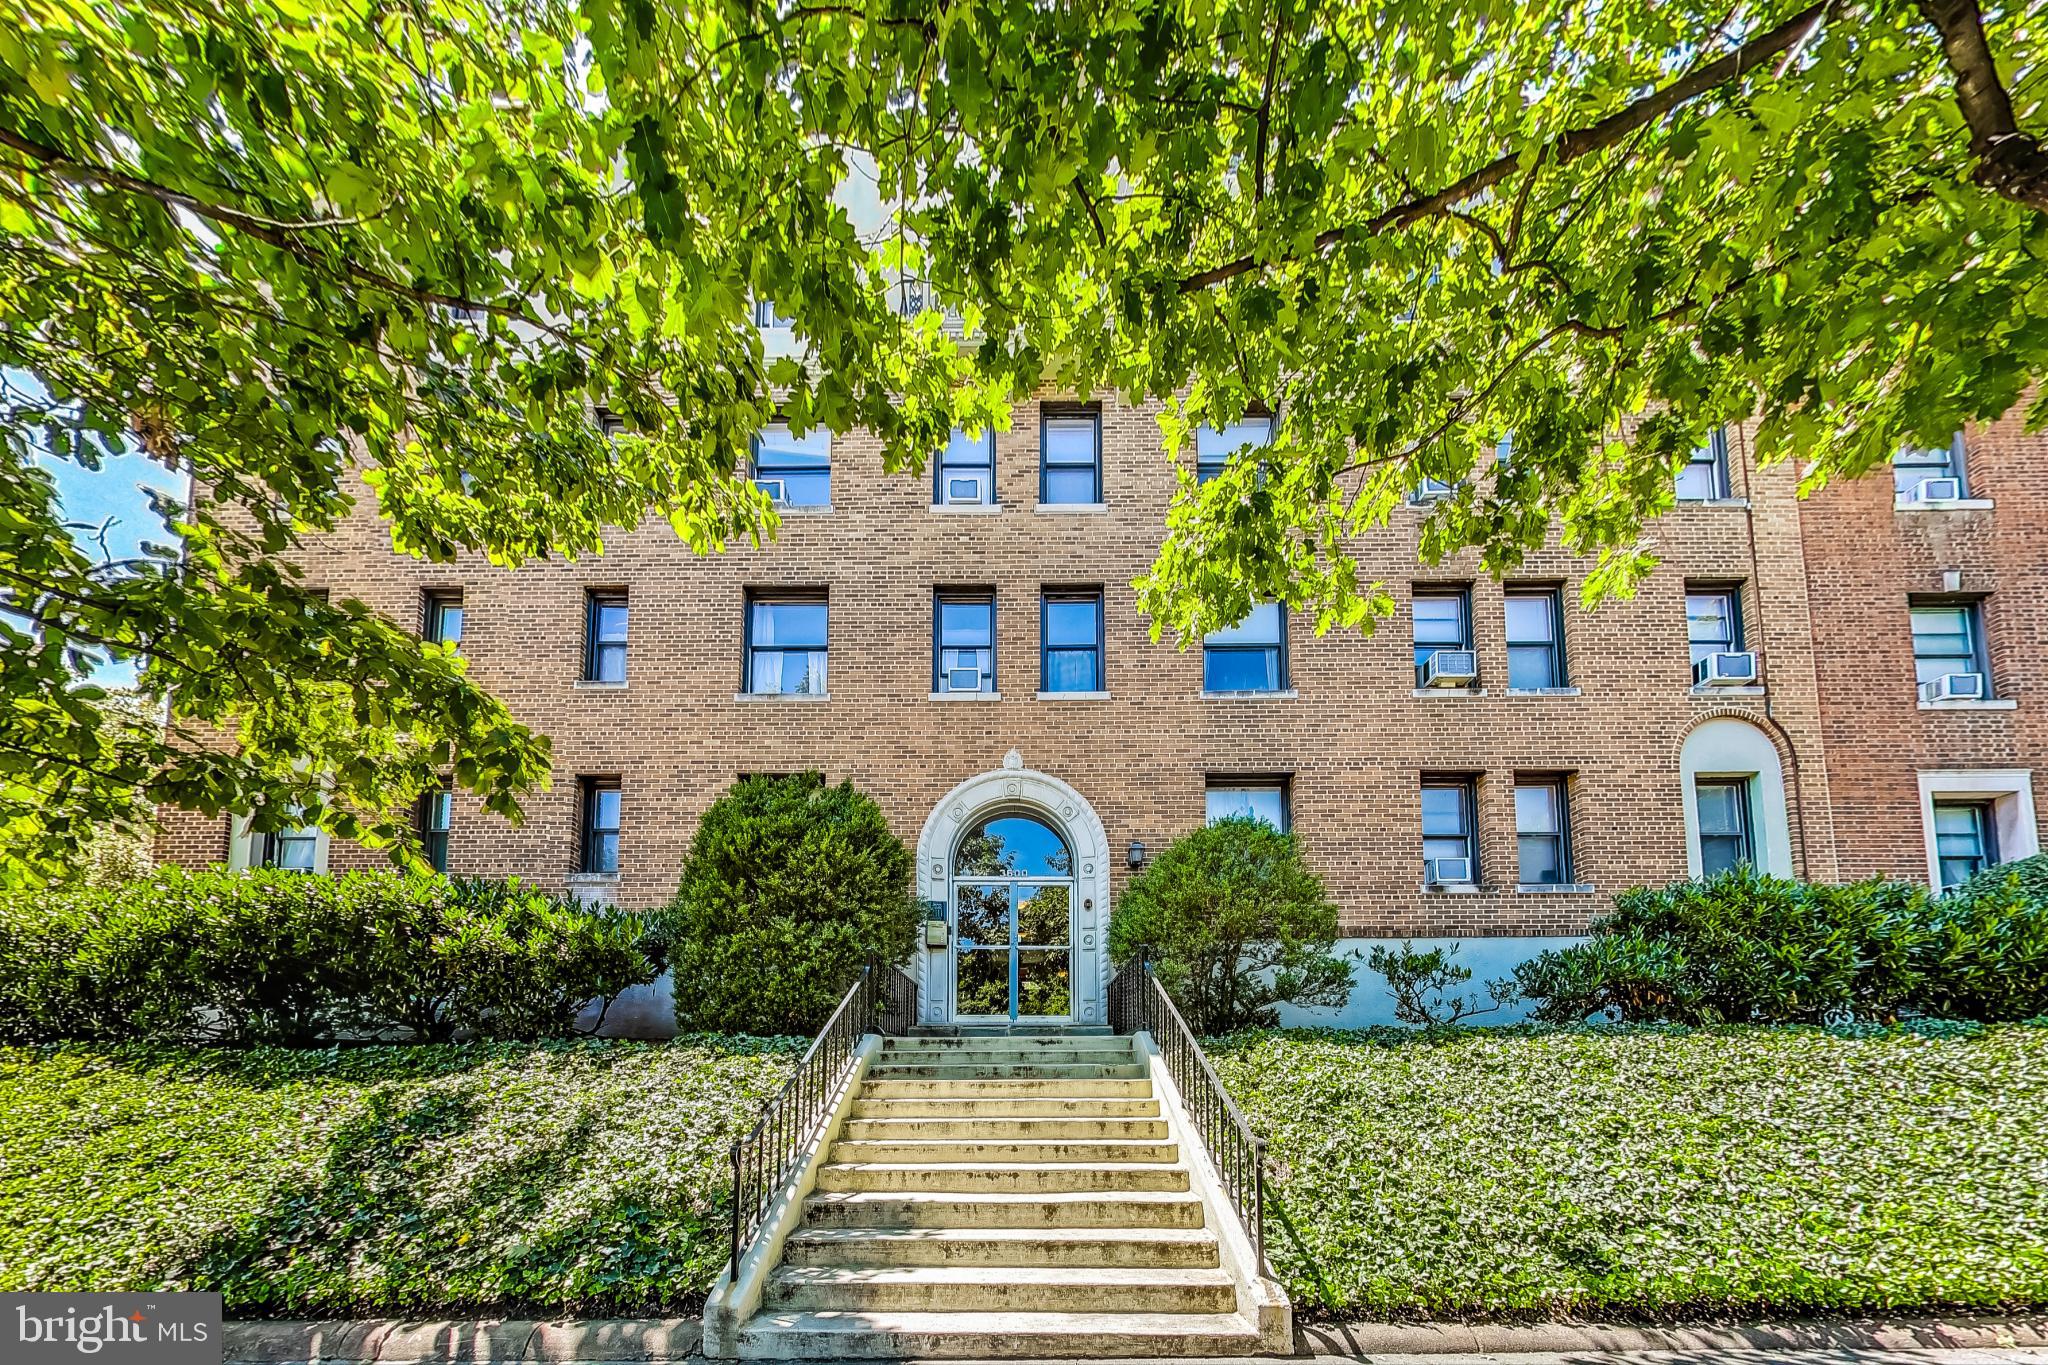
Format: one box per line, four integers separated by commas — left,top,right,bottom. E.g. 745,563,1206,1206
915,752,1111,1028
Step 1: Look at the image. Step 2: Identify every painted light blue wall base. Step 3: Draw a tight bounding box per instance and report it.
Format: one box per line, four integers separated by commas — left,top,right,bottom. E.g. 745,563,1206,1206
1273,936,1588,1030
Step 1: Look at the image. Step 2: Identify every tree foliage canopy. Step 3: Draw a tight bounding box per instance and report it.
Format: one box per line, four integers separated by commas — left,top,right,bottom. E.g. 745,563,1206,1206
3,0,2043,883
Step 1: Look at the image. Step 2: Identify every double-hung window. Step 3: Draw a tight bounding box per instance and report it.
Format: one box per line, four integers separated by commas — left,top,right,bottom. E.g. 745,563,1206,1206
935,592,996,694
1040,406,1102,504
1041,591,1104,692
1515,778,1570,885
754,298,794,329
1675,428,1731,501
258,818,320,872
1695,778,1754,875
1504,587,1565,689
936,427,996,505
584,590,628,683
746,593,829,694
1910,601,1990,695
1421,778,1477,883
1194,414,1272,484
1893,435,1967,498
1412,588,1472,685
1686,586,1744,671
1203,602,1285,692
418,784,453,874
1932,800,1997,890
579,777,621,874
1206,779,1290,832
424,590,464,651
752,423,831,507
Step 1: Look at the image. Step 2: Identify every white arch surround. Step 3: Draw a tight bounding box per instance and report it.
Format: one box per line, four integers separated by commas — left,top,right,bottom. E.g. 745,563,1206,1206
914,750,1112,1027
1679,718,1795,877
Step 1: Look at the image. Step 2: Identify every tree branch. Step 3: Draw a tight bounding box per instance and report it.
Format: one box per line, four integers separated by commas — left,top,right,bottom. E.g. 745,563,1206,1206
1179,2,1828,292
1916,0,2048,214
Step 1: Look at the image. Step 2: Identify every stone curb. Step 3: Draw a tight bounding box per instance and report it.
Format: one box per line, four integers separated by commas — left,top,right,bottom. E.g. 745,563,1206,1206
222,1315,2048,1363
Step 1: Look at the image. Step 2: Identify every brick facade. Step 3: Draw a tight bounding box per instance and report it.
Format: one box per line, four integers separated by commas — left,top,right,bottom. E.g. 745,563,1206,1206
154,398,2044,939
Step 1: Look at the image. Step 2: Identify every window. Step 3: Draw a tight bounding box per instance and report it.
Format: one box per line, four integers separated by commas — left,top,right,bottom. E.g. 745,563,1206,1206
1893,434,1966,496
1515,779,1570,885
754,298,793,328
584,590,628,683
1686,586,1744,670
424,590,463,651
258,820,319,872
936,426,996,505
418,784,453,874
1412,587,1472,684
1194,414,1272,483
1695,777,1754,875
1932,800,1997,890
1910,601,1990,692
935,592,996,694
579,778,621,875
1040,406,1102,504
1206,779,1290,832
1421,779,1477,881
752,423,831,507
1041,591,1104,692
1203,602,1285,692
746,593,828,694
596,407,627,439
1676,428,1731,501
1504,587,1565,689
1410,475,1456,504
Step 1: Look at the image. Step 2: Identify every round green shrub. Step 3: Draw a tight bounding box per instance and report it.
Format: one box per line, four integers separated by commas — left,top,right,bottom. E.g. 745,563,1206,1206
652,772,921,1034
1108,815,1353,1035
1919,854,2048,1021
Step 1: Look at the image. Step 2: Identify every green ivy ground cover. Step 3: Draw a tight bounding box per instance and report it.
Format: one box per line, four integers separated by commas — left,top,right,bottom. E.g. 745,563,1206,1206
1217,1024,2048,1321
0,1038,797,1317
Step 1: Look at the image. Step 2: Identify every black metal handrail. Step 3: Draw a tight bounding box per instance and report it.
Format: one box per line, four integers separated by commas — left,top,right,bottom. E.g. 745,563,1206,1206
728,962,918,1279
1109,953,1266,1267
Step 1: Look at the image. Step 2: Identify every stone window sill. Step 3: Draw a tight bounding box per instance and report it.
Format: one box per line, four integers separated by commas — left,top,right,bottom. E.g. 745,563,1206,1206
1035,502,1108,514
1412,687,1487,698
1422,882,1486,895
1674,497,1752,509
773,503,835,515
929,503,1005,515
1692,684,1766,697
1895,497,1994,512
1202,689,1300,700
1506,687,1582,698
565,872,620,885
573,680,628,691
1518,882,1599,895
1036,690,1112,701
733,692,831,703
929,691,1002,702
1920,698,2017,711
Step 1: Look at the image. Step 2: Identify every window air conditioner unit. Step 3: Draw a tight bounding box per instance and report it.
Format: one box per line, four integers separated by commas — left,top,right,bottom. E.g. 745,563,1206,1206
1921,672,1986,703
1693,651,1758,687
945,666,983,693
1911,476,1963,503
754,477,787,504
1421,649,1478,687
1426,856,1474,886
942,472,990,505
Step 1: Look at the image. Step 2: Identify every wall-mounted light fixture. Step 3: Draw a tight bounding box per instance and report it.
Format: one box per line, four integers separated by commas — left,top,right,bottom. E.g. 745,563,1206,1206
1127,840,1146,868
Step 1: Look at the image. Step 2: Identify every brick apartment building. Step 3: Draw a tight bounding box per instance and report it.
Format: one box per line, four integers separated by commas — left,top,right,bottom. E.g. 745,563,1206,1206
154,393,2043,1029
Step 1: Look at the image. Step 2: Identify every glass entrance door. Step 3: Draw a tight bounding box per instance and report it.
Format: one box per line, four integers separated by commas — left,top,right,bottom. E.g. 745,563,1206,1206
950,812,1075,1021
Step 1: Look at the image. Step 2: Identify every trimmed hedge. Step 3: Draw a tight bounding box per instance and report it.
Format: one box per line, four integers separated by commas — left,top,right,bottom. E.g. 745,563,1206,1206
1218,1024,2048,1320
0,869,656,1045
1514,861,2048,1025
0,1040,796,1316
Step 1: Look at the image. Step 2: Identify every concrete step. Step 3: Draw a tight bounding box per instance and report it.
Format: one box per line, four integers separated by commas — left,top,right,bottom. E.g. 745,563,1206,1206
815,1160,1191,1195
734,1309,1262,1359
849,1096,1161,1120
865,1061,1151,1080
860,1077,1152,1099
801,1189,1207,1229
841,1115,1171,1141
764,1264,1239,1314
909,1025,1116,1037
781,1225,1222,1270
879,1040,1139,1060
831,1136,1179,1163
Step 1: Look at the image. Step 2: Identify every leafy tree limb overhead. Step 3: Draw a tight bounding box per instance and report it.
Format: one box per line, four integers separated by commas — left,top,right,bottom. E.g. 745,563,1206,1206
4,0,2043,884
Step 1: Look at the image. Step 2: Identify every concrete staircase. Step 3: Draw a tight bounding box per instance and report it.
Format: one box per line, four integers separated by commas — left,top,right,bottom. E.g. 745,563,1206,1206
733,1034,1272,1358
